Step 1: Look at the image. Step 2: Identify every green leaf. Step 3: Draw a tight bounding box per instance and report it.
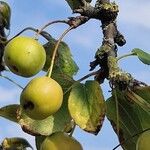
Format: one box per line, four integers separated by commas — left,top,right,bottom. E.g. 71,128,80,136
51,72,75,92
132,48,150,65
18,92,72,136
68,80,105,135
65,0,92,10
43,38,79,77
106,87,150,150
0,104,19,123
128,86,150,129
126,90,150,113
1,137,32,150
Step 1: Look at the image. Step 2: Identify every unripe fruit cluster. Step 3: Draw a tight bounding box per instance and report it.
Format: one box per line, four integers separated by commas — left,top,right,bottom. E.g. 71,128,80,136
4,36,64,120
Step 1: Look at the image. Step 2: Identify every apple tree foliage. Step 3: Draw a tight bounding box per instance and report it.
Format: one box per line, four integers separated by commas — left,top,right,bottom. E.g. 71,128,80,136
0,0,150,150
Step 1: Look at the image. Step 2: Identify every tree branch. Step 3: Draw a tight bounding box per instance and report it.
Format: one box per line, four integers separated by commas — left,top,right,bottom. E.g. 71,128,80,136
0,26,6,72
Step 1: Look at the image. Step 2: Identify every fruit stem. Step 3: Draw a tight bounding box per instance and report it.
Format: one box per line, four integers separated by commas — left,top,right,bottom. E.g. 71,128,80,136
8,27,51,42
117,53,136,61
112,128,150,150
35,20,69,40
0,74,23,89
47,26,73,78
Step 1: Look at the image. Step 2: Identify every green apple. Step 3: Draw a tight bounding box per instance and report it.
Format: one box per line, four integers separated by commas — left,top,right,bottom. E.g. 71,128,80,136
40,132,83,150
4,36,46,77
136,130,150,150
20,76,63,120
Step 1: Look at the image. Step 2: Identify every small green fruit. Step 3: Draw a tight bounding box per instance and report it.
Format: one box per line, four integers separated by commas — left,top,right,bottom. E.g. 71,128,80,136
4,36,46,77
40,132,83,150
20,76,63,120
136,130,150,150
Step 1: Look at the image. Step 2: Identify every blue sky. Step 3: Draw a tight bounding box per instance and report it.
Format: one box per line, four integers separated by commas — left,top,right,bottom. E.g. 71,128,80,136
0,0,150,150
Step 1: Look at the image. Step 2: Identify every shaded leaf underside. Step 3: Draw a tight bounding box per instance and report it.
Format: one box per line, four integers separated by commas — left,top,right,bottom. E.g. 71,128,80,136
106,86,150,150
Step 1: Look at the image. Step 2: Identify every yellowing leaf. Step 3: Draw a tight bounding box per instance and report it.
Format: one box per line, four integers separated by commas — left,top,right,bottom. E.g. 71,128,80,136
68,80,105,135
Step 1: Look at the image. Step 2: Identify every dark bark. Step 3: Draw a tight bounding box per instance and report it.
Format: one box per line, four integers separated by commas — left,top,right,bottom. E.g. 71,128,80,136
0,25,6,72
71,0,133,89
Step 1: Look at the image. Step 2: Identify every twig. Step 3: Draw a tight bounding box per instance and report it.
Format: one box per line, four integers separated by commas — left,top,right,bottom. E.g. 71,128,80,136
133,79,148,87
0,74,23,89
9,27,36,41
117,53,136,61
35,20,69,39
63,70,99,96
8,27,52,42
78,70,99,82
